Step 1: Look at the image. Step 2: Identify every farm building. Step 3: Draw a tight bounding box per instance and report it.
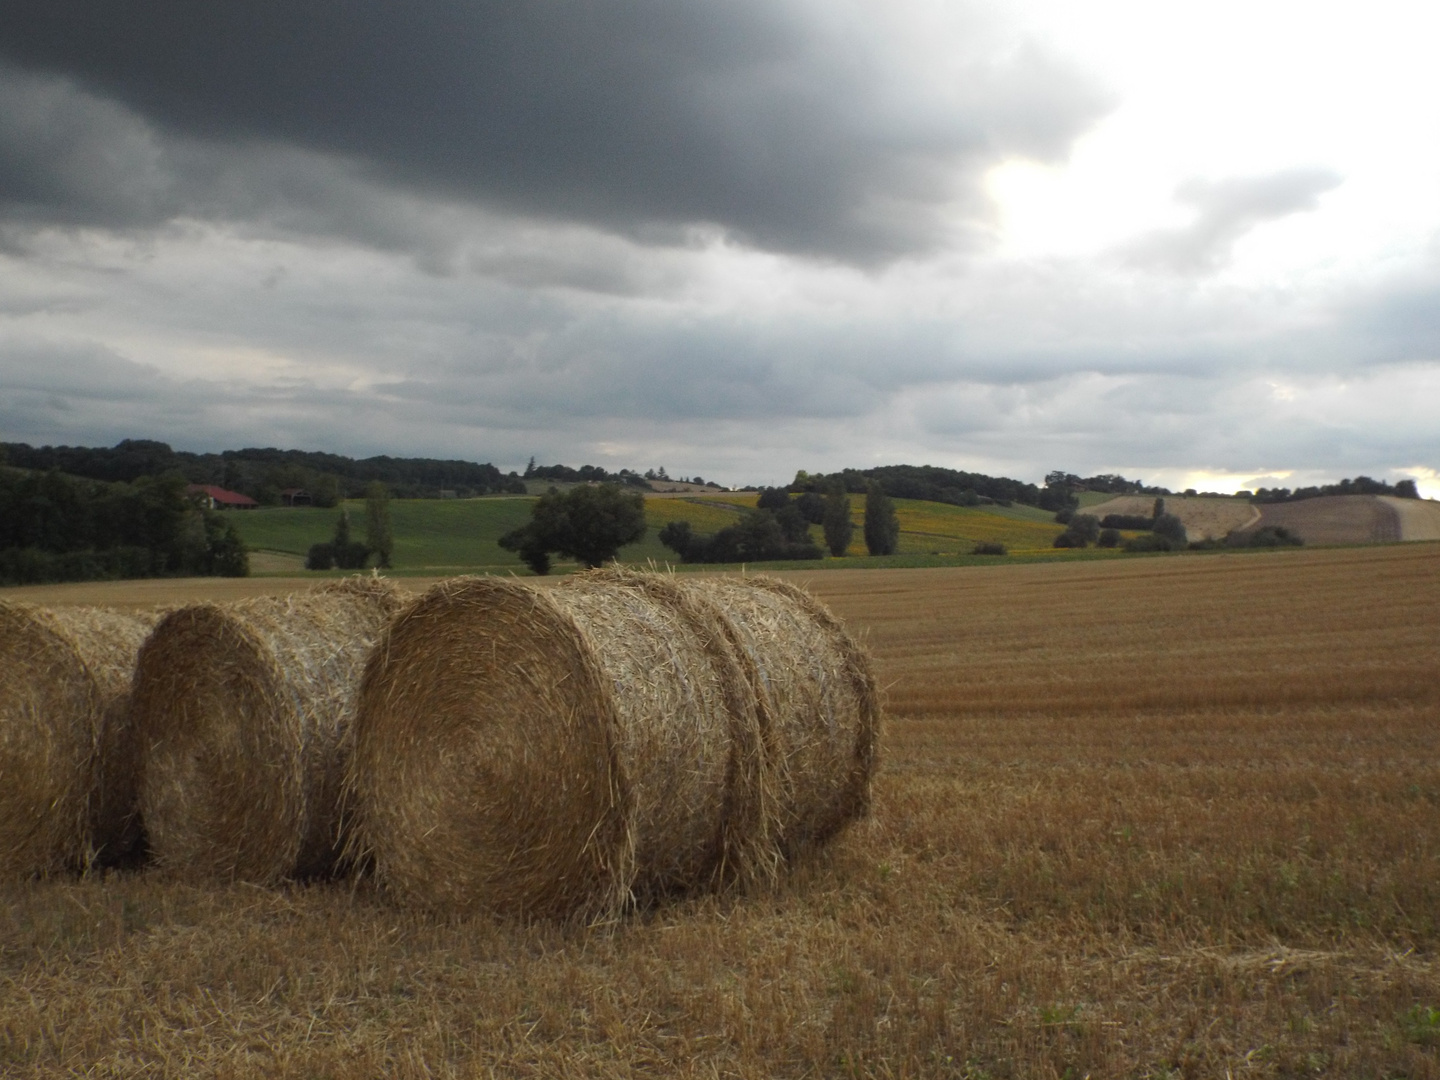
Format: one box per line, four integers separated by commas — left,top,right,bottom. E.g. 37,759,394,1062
185,484,259,510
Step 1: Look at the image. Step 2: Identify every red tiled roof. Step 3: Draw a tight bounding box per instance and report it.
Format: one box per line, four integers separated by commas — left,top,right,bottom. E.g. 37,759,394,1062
186,484,259,507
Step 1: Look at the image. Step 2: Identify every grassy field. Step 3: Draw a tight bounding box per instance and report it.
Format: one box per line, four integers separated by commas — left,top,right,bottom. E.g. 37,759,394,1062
2,544,1438,1076
229,495,1067,575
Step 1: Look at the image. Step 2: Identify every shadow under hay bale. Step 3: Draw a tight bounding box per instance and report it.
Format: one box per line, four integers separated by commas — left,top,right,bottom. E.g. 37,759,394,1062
0,602,160,878
690,576,881,858
130,576,407,883
348,571,781,918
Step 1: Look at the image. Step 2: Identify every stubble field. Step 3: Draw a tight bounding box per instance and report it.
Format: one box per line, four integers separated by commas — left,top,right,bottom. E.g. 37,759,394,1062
2,544,1438,1077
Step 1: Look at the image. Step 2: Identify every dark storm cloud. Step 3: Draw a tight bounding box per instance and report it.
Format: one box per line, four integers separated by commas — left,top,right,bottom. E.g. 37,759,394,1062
0,1,1108,262
1122,167,1342,273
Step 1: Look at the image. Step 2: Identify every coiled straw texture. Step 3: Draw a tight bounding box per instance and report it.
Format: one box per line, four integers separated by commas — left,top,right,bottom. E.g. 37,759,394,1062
131,576,406,882
0,601,159,877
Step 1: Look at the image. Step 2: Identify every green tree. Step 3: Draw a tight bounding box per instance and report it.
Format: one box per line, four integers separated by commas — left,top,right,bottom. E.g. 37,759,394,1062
499,483,647,575
1152,512,1188,546
330,508,370,569
364,481,394,569
863,482,899,556
822,482,854,556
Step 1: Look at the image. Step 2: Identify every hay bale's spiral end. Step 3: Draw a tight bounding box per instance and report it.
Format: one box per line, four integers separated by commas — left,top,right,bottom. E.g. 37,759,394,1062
131,577,406,884
347,576,634,919
0,601,158,878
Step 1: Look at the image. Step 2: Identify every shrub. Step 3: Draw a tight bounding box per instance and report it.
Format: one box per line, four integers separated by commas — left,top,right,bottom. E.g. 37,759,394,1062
1055,513,1099,548
1227,526,1304,548
663,505,823,566
1124,533,1178,552
1053,508,1074,525
794,491,826,525
1100,514,1153,530
756,487,791,511
658,520,694,561
305,542,335,570
972,541,1007,556
1152,513,1188,546
1097,529,1120,548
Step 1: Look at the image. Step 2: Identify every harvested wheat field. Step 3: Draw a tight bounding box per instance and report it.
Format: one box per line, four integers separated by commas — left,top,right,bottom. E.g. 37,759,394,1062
129,577,407,883
2,545,1439,1077
0,603,160,877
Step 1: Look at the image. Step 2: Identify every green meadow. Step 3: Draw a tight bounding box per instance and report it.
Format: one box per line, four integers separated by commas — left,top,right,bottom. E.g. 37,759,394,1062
229,494,1072,576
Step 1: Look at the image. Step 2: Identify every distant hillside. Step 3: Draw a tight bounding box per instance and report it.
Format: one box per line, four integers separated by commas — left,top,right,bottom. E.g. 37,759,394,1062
1086,493,1440,545
1249,495,1440,544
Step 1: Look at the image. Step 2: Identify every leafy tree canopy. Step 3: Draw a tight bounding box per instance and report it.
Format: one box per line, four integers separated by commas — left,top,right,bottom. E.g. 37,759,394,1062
499,484,647,574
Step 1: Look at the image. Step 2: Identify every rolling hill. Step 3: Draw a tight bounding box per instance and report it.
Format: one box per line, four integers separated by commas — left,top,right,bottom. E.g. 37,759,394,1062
1084,493,1440,544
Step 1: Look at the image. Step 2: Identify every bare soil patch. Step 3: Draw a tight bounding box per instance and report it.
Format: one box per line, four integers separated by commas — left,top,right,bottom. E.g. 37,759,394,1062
1254,494,1401,544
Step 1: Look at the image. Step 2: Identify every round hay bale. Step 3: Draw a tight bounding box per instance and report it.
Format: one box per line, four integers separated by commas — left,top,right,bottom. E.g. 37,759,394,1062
554,567,777,894
130,576,407,882
347,570,774,918
687,575,880,856
0,602,159,878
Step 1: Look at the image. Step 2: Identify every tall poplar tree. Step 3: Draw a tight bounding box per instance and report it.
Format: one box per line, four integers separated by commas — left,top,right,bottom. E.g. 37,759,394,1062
821,481,854,557
365,482,394,569
863,482,899,556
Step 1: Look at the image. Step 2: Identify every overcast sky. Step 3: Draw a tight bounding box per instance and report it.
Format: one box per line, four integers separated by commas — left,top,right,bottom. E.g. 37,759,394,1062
2,0,1438,494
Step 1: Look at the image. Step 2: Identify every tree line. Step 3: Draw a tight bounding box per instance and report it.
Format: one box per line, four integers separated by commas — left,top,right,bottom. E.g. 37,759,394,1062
0,467,247,585
486,480,904,574
1250,476,1419,503
0,440,525,505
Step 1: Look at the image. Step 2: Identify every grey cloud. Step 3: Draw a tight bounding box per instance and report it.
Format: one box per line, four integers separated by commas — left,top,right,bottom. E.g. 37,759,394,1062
0,1,1109,263
1122,168,1343,274
0,335,170,401
0,68,172,227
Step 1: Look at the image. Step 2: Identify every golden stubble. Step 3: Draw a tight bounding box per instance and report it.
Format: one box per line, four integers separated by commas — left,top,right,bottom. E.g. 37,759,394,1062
2,544,1438,1078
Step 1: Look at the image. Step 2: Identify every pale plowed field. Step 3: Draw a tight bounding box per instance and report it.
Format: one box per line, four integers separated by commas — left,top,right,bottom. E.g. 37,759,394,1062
1082,494,1258,539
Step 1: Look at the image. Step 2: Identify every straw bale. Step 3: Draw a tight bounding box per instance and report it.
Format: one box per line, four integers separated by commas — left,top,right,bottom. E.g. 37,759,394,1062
0,601,159,877
347,568,774,917
130,576,406,882
348,576,631,917
551,567,777,895
687,575,881,856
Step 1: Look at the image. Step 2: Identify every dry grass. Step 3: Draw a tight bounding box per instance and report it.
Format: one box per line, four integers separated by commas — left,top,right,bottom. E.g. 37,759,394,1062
2,545,1439,1077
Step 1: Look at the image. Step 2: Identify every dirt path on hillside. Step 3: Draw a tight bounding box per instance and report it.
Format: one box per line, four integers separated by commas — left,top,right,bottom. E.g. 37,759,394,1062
1382,496,1440,540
